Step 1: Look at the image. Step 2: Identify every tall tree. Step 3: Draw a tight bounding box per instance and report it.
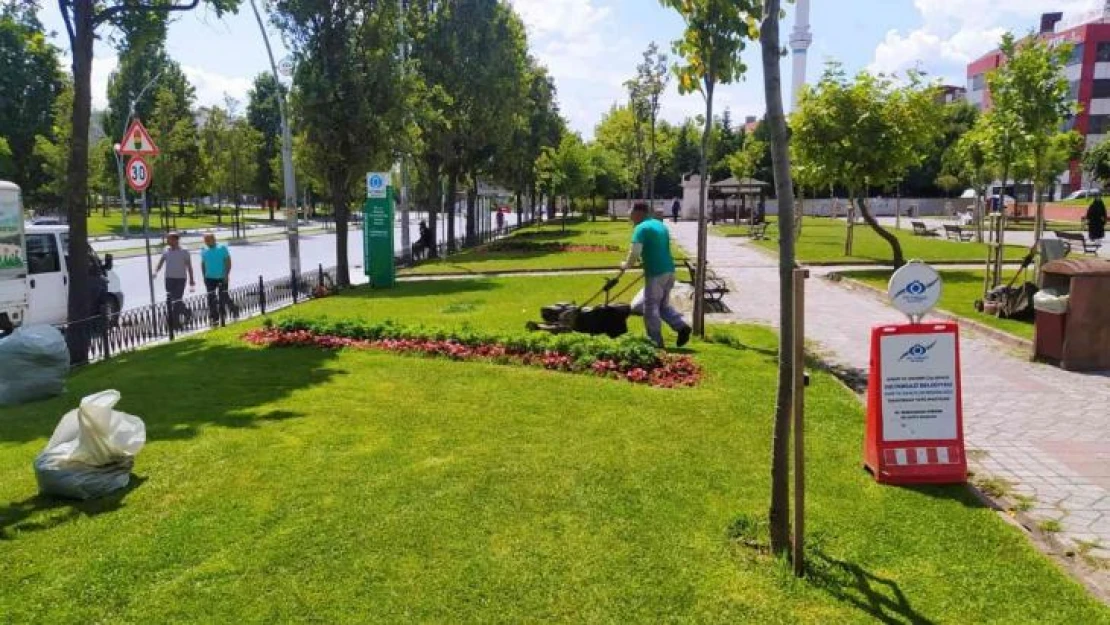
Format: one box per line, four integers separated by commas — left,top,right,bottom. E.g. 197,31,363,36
792,64,943,267
760,0,800,559
660,0,758,335
246,72,284,220
55,0,239,332
594,104,642,201
274,0,403,287
626,42,669,202
987,32,1074,253
0,2,64,203
536,130,594,225
148,81,201,215
32,83,75,205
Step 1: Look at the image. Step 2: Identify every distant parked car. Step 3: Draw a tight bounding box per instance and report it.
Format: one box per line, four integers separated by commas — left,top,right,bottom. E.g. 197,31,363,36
30,216,63,226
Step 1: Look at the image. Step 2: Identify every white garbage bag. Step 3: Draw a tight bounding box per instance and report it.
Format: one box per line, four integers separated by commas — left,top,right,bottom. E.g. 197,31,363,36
34,390,146,500
1032,289,1069,315
0,325,69,405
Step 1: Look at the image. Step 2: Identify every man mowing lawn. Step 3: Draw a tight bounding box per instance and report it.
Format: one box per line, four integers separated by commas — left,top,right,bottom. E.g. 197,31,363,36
620,202,692,348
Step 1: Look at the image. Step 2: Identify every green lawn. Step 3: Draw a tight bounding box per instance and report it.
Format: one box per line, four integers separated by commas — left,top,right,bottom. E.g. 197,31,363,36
403,218,685,275
85,210,274,237
1,275,1104,622
723,218,1028,265
839,268,1035,340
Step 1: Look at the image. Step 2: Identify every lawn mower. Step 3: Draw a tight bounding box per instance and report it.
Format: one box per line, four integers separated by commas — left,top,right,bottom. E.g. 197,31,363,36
526,273,642,338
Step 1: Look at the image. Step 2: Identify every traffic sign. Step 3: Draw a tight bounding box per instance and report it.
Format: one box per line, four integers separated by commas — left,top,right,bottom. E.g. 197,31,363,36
119,118,160,157
126,156,152,192
278,56,295,77
366,172,389,198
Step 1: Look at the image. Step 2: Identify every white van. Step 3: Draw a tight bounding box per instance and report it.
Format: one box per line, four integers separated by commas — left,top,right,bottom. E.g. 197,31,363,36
0,182,123,333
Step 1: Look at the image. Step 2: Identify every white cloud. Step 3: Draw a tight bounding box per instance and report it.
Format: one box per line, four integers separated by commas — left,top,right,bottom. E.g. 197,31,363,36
181,65,254,110
869,0,1104,82
90,55,119,110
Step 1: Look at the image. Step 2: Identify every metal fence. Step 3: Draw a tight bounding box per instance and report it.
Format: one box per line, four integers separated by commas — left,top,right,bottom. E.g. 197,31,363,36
60,214,542,366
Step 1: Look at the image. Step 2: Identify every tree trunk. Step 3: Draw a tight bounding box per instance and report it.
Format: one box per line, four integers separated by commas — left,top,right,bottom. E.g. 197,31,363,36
466,177,477,245
761,0,797,558
845,194,855,256
446,169,457,253
64,3,94,339
992,166,1010,290
857,196,905,268
693,79,715,336
269,198,275,221
333,184,351,287
1034,179,1046,276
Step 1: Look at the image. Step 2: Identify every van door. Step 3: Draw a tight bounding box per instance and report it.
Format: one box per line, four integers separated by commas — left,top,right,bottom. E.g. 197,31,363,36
24,232,68,325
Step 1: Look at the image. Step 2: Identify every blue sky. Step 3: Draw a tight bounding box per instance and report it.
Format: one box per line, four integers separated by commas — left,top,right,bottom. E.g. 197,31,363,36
38,0,1109,138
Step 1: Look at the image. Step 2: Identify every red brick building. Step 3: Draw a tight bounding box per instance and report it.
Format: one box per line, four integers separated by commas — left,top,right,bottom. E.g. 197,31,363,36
966,9,1110,196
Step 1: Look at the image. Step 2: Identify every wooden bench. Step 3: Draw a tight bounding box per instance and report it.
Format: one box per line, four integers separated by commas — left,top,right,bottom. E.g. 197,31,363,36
1054,230,1102,255
943,224,974,242
683,259,730,303
911,220,938,237
748,222,769,240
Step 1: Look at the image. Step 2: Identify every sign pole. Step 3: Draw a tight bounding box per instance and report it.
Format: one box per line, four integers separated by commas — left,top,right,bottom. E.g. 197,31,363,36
792,267,808,578
142,190,155,308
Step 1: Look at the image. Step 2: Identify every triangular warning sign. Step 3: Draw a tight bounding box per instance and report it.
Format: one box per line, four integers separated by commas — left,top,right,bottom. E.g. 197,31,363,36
119,118,159,157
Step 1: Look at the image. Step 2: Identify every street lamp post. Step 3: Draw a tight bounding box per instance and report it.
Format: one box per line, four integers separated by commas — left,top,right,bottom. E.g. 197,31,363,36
249,0,301,279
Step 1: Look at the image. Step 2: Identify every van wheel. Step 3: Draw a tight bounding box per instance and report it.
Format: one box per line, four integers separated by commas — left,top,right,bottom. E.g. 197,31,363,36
101,295,121,328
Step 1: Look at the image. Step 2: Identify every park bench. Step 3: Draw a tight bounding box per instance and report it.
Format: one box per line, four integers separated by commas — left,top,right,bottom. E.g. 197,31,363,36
683,258,730,303
911,220,938,237
943,224,974,242
748,222,769,240
1054,230,1102,255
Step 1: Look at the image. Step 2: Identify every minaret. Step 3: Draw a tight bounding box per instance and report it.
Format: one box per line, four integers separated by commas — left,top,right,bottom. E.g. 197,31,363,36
790,0,813,111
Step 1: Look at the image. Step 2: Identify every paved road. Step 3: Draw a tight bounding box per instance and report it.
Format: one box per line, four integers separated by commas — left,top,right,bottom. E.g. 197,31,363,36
668,221,1110,580
113,212,526,310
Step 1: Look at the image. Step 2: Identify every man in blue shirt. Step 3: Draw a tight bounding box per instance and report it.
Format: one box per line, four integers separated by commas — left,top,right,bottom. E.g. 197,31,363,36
619,203,691,348
200,233,239,323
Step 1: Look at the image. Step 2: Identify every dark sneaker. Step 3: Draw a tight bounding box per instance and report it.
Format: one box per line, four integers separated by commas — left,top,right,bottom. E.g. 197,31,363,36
677,326,692,348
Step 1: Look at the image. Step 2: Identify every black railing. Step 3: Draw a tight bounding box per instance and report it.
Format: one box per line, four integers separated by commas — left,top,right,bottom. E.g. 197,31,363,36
59,214,544,366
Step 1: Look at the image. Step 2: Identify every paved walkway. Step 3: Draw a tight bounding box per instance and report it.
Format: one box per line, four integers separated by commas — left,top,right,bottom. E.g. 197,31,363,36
670,222,1110,564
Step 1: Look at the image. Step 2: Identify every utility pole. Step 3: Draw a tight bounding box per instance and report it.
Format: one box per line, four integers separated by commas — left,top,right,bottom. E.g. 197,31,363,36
249,0,301,279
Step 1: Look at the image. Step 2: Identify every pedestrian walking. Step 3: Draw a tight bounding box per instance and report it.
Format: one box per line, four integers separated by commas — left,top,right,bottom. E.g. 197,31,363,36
200,233,239,324
1087,192,1106,243
671,198,681,223
619,202,692,348
152,232,194,328
496,209,506,231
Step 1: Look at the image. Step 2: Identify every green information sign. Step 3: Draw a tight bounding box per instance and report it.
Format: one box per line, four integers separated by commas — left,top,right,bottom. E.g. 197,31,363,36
363,185,395,288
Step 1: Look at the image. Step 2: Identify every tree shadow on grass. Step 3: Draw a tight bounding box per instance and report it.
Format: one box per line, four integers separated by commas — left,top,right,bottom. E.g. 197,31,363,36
807,549,937,625
0,339,344,444
0,475,147,541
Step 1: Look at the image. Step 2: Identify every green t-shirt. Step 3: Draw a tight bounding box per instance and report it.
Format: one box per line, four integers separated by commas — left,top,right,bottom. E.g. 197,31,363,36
632,218,675,277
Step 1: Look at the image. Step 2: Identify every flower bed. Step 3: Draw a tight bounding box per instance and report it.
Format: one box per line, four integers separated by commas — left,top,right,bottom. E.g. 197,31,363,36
244,318,701,388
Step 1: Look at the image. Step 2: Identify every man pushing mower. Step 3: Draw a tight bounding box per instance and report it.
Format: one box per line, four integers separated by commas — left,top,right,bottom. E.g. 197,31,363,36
620,202,692,348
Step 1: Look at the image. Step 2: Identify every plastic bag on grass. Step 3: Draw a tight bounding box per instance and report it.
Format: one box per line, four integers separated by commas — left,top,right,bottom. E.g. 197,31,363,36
0,325,69,406
34,390,146,500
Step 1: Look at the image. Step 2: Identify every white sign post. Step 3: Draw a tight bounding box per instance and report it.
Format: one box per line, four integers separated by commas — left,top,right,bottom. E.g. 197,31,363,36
887,261,942,323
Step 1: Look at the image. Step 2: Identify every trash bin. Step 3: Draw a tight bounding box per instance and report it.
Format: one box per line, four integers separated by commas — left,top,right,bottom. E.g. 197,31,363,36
1032,289,1068,363
1037,259,1110,371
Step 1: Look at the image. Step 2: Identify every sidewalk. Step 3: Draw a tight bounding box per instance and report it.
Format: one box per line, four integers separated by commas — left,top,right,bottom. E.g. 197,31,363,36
670,221,1110,565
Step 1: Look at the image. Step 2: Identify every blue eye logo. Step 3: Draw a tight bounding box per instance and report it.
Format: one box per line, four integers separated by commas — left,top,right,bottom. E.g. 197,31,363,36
899,340,937,362
894,277,940,300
